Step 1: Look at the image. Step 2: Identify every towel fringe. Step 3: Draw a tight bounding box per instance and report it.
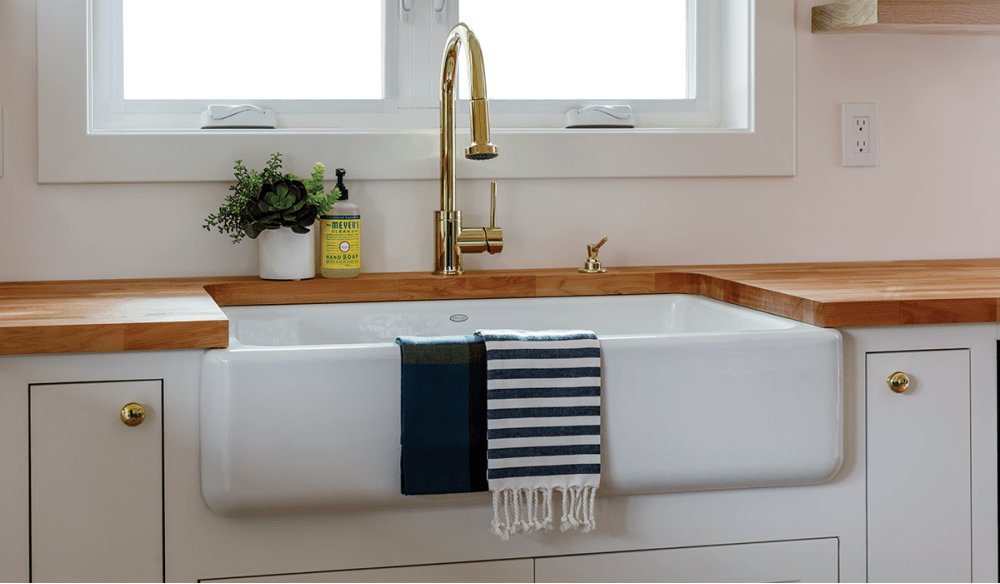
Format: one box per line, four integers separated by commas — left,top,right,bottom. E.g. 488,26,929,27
492,486,596,539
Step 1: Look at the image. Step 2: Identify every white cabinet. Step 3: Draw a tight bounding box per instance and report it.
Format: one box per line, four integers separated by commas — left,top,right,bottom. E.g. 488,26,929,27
208,559,534,583
30,380,163,583
1,327,994,584
865,350,972,582
216,540,836,583
534,538,839,583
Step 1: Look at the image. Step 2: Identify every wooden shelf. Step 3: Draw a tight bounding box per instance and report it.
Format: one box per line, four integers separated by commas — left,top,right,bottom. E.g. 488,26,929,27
813,0,1000,34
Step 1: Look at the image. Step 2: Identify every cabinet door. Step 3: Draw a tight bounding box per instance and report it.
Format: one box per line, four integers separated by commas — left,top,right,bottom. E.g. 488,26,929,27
30,380,163,583
866,350,971,582
206,558,534,583
534,538,839,583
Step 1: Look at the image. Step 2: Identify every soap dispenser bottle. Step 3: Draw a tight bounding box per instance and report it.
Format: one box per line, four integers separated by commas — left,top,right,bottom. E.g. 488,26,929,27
319,169,361,279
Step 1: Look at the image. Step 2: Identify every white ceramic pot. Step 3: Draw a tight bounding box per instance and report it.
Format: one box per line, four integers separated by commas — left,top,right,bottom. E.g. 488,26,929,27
258,227,315,280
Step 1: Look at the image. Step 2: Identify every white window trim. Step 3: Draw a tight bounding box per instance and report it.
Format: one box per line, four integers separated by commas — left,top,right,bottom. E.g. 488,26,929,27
97,0,401,125
36,0,793,183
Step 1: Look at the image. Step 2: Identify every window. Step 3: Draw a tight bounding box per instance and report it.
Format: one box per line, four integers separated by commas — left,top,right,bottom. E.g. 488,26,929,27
37,0,794,183
121,1,383,102
103,0,706,128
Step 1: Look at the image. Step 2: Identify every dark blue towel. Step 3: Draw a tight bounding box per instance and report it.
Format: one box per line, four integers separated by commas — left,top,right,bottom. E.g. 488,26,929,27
396,335,488,495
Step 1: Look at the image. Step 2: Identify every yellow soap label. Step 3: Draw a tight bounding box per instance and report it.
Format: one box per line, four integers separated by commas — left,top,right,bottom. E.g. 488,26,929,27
320,215,361,270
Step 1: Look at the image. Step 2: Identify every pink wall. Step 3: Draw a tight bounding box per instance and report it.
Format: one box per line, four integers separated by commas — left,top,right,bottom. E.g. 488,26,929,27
2,1,999,281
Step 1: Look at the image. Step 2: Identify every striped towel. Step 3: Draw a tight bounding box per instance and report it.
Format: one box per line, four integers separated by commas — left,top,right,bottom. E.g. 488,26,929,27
474,329,602,540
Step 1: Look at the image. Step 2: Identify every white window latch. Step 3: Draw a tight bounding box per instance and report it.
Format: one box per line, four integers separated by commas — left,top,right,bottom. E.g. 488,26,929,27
200,105,276,129
401,0,444,25
564,105,635,128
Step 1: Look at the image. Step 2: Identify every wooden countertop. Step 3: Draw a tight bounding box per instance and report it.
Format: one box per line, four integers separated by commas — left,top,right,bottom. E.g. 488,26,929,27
4,259,1000,355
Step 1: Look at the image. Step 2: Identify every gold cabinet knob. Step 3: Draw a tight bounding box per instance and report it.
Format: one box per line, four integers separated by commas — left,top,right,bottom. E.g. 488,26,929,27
120,403,146,427
887,371,910,393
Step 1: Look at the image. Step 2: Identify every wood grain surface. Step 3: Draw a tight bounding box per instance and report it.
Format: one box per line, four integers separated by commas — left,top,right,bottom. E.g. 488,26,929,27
813,0,1000,34
0,278,231,354
5,259,1000,354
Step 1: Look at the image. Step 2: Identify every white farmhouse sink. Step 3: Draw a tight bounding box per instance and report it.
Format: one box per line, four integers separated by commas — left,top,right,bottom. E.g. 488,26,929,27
201,294,842,517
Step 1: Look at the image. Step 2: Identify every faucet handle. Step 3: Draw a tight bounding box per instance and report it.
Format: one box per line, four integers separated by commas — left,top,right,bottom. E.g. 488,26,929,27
588,237,608,258
489,182,497,229
457,182,504,254
579,237,609,273
484,182,503,253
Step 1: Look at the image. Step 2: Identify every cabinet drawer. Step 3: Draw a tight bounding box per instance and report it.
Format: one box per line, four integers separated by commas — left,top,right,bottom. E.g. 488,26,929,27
534,538,839,582
30,380,163,583
206,558,534,583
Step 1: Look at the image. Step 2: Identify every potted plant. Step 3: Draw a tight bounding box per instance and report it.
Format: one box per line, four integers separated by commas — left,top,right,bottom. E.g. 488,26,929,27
204,152,340,280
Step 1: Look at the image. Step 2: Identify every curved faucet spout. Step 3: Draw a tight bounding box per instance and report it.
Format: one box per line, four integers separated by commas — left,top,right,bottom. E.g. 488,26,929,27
435,23,501,275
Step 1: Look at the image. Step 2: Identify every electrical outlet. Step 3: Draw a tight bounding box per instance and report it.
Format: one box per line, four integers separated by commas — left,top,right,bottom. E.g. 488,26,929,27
843,103,879,166
853,116,870,153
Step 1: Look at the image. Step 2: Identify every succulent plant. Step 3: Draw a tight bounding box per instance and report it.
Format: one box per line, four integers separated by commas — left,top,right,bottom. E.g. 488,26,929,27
243,178,319,239
204,153,340,244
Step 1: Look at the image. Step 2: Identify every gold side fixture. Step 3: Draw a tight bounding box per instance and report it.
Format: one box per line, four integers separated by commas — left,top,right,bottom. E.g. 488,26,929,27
579,237,609,273
120,402,146,427
887,371,910,394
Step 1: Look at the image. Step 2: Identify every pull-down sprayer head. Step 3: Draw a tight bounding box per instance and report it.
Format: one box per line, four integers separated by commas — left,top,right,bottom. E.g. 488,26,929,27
441,23,498,162
465,97,498,159
466,142,498,160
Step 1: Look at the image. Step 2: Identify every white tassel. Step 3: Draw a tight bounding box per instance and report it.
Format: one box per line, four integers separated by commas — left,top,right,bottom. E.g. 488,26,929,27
491,490,508,541
519,488,531,533
565,486,581,531
510,489,521,533
542,488,554,530
526,489,538,531
492,486,597,539
581,485,597,533
493,491,509,541
503,490,513,539
559,489,570,531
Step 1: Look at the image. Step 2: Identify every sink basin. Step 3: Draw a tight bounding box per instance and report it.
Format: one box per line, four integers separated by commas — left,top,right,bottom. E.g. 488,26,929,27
201,294,842,517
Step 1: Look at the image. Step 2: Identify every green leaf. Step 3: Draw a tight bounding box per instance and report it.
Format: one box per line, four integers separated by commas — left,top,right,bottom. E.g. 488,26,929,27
244,222,263,239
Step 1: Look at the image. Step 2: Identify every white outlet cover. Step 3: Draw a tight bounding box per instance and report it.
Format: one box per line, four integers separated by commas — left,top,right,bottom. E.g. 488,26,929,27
843,103,879,167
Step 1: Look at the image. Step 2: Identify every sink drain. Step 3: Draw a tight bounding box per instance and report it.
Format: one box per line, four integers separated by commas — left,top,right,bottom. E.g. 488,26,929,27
449,314,469,322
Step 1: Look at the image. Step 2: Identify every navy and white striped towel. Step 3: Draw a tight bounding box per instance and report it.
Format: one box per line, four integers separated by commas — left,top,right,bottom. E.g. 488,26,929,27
474,329,601,540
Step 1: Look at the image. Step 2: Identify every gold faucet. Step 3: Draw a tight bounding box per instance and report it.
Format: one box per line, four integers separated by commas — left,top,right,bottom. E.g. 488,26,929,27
579,237,609,273
434,23,502,275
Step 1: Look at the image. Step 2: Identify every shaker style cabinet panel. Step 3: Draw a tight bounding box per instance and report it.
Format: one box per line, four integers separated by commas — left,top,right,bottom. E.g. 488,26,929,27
206,558,534,583
534,538,839,583
29,380,163,583
866,350,971,583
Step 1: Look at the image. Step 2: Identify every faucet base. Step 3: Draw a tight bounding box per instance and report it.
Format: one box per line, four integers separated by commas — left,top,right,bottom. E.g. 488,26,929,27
434,210,464,275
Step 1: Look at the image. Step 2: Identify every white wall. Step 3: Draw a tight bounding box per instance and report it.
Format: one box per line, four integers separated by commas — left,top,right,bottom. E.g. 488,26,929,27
2,0,999,282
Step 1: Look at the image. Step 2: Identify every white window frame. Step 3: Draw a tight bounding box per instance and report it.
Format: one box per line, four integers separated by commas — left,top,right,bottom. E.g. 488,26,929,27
102,0,399,121
464,0,716,130
36,0,794,183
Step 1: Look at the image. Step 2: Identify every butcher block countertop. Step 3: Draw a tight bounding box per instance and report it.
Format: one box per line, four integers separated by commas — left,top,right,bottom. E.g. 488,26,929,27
4,258,1000,355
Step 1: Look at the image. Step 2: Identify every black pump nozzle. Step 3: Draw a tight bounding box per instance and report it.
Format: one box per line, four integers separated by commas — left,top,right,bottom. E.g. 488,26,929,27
335,168,348,200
